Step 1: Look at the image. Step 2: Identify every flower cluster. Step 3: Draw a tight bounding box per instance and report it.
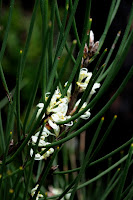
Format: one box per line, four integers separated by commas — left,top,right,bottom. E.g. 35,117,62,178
29,30,100,161
77,30,100,96
30,85,73,160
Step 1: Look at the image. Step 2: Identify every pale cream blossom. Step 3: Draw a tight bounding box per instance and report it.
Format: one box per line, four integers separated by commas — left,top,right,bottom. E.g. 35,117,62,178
50,97,68,115
77,68,100,94
76,68,92,91
46,87,62,114
36,103,45,118
30,146,54,160
48,119,60,137
31,184,43,200
74,99,91,120
31,135,50,147
47,186,71,200
90,83,101,95
64,82,72,101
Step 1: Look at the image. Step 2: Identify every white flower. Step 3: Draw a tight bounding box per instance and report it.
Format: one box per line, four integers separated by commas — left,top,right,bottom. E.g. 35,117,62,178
74,99,91,120
77,68,101,94
48,119,60,137
90,83,101,95
31,184,43,200
50,97,68,116
64,116,73,126
35,127,55,137
42,147,54,159
64,82,72,101
47,186,71,200
36,103,45,118
46,88,62,114
30,146,54,160
76,68,92,91
30,148,44,160
31,135,51,147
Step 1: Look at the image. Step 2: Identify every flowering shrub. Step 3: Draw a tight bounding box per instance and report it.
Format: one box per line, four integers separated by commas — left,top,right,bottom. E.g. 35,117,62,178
0,0,133,200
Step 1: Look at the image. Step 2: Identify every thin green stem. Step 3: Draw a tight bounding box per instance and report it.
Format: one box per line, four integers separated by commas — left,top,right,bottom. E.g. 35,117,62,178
98,0,120,50
77,153,131,190
90,115,117,160
23,25,50,135
100,169,121,200
40,0,48,96
97,31,121,82
32,147,59,200
20,0,39,79
54,136,133,175
70,117,104,199
48,0,55,73
0,112,5,153
55,0,69,57
47,0,79,91
115,144,133,200
81,0,91,42
70,0,81,48
16,51,23,142
0,0,14,61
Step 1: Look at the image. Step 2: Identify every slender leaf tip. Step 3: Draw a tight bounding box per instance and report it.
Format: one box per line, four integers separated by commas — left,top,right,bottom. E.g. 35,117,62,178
117,31,121,36
66,4,69,10
73,39,77,45
48,21,52,28
9,189,14,194
20,49,22,54
102,63,106,67
114,115,117,119
101,116,104,121
19,166,23,170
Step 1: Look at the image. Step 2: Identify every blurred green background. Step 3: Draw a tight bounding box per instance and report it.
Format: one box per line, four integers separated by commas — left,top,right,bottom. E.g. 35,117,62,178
0,1,73,122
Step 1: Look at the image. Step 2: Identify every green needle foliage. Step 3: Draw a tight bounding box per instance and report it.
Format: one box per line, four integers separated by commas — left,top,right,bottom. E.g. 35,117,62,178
0,0,133,200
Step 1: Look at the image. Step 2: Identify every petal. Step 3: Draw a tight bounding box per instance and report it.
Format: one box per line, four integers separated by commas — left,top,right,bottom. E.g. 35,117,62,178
89,30,94,48
80,111,91,120
37,103,44,108
90,83,101,95
48,119,60,136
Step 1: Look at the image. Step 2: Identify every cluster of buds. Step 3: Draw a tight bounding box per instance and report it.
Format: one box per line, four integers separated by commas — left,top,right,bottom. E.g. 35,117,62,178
29,30,100,161
82,30,99,68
